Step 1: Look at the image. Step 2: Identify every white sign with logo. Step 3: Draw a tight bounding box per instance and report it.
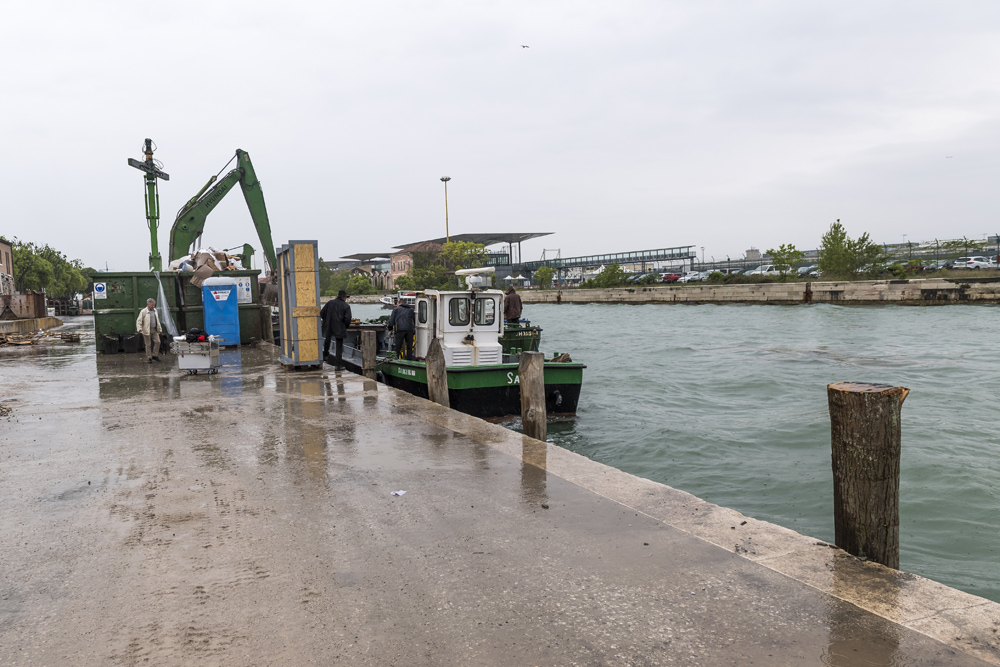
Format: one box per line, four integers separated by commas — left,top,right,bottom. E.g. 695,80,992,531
210,289,232,302
94,283,107,299
235,277,253,304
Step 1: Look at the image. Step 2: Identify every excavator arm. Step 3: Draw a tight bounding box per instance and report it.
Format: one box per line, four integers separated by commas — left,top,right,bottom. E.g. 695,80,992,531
168,149,277,276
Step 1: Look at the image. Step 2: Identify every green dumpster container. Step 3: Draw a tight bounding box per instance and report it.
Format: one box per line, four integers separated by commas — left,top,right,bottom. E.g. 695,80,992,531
89,270,269,352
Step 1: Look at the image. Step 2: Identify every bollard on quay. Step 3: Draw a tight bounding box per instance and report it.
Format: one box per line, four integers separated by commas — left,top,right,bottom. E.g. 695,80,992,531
827,381,909,569
425,338,449,408
519,351,546,442
361,330,377,380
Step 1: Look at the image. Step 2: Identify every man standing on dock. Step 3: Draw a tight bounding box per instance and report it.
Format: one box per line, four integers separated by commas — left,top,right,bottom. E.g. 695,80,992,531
388,297,415,361
321,290,352,370
504,285,522,323
136,298,162,363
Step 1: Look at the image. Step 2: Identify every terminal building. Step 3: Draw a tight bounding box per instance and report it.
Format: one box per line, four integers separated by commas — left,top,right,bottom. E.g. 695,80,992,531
341,233,711,289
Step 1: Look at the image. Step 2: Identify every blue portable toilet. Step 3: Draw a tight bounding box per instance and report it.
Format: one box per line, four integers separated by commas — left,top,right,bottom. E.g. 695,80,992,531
201,277,240,346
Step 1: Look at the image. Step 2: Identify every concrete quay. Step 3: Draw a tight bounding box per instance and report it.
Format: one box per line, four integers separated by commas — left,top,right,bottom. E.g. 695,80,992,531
521,278,1000,305
2,318,999,665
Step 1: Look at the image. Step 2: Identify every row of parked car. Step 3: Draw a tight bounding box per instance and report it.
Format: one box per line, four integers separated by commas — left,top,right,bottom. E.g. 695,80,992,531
627,256,1000,284
935,256,1000,270
627,264,821,284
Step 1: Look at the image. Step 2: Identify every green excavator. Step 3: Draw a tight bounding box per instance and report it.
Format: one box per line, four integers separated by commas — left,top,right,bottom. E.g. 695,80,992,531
169,149,277,281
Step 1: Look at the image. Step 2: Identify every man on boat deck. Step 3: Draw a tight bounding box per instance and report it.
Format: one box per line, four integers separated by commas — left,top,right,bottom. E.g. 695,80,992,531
504,285,522,323
321,290,352,370
388,297,415,361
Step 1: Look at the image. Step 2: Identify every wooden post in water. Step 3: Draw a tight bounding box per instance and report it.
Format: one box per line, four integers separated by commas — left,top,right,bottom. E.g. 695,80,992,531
519,351,546,441
425,338,449,408
827,382,909,569
361,330,377,380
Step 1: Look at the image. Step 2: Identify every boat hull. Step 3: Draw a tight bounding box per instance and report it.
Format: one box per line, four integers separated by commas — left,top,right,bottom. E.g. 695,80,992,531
377,359,584,419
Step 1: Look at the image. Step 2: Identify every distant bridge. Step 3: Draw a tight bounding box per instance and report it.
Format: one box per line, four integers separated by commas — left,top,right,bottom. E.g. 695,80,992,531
519,246,697,273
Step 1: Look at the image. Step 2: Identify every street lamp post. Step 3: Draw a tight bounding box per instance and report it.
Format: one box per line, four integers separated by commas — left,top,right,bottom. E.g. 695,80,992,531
440,176,451,243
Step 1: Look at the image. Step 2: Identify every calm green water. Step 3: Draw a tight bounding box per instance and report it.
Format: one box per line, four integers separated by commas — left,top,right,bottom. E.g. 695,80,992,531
356,302,1000,602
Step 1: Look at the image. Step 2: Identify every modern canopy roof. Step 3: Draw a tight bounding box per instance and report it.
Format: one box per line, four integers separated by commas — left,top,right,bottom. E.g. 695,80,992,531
393,232,552,249
341,253,393,262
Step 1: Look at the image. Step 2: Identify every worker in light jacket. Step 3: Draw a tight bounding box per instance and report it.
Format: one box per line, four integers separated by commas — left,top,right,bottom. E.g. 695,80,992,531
136,298,163,363
321,290,352,370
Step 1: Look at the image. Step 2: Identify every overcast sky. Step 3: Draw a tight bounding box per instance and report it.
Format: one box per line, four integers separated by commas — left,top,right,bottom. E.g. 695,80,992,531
4,1,1000,271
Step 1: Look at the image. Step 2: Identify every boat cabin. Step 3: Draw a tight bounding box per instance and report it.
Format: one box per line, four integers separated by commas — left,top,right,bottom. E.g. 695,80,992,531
413,268,504,367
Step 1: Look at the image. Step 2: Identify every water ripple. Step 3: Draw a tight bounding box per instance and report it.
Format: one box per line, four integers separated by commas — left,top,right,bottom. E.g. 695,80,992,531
524,301,1000,603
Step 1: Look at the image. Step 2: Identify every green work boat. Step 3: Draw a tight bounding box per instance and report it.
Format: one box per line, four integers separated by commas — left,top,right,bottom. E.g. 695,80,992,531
342,268,584,419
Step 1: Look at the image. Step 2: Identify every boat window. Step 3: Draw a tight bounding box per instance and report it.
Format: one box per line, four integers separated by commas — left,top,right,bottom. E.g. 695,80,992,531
474,297,495,326
418,301,427,324
448,298,470,326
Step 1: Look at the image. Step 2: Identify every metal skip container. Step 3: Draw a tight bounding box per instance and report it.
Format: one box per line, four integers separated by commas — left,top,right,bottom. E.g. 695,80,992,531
276,241,322,368
89,270,267,352
201,277,240,346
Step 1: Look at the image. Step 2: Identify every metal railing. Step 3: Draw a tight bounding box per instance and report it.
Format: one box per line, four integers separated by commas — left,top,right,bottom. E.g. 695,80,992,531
519,246,696,272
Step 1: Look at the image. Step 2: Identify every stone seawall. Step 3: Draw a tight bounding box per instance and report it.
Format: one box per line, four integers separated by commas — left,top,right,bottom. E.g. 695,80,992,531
0,316,63,334
519,278,1000,305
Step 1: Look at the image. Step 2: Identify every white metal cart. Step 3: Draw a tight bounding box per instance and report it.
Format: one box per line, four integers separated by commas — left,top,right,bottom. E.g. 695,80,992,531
172,338,221,375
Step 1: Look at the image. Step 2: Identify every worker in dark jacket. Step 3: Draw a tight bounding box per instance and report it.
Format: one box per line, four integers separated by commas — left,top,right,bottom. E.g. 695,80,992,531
504,285,522,323
321,290,352,369
387,298,416,361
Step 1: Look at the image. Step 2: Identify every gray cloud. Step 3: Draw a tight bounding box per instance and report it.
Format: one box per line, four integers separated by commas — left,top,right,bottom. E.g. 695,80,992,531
3,0,999,270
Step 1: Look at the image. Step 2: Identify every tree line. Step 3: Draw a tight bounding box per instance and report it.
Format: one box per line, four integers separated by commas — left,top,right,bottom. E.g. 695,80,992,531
5,238,92,297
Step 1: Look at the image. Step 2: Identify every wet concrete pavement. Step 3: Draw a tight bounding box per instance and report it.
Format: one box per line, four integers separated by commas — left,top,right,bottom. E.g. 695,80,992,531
2,317,999,666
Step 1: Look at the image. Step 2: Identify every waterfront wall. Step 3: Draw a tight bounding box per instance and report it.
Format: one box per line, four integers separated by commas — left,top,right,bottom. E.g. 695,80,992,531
0,317,63,334
519,278,1000,305
321,294,382,305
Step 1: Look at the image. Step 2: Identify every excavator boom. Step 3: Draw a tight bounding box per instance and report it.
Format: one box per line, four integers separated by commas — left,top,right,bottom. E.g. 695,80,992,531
168,149,277,275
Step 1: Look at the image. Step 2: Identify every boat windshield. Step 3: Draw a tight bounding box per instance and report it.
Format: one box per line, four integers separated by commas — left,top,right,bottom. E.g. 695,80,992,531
449,298,470,326
474,297,495,326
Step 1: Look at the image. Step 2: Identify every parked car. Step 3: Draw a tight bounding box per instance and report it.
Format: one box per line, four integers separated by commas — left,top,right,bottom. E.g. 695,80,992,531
660,273,682,283
746,264,781,276
681,271,714,283
952,256,991,269
797,264,819,276
627,273,655,284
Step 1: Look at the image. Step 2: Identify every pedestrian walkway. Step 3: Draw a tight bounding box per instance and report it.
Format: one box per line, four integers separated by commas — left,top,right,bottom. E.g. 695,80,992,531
1,320,998,665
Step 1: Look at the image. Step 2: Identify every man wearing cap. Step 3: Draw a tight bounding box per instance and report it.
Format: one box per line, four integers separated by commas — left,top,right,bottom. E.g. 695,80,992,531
321,289,352,370
136,298,163,363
